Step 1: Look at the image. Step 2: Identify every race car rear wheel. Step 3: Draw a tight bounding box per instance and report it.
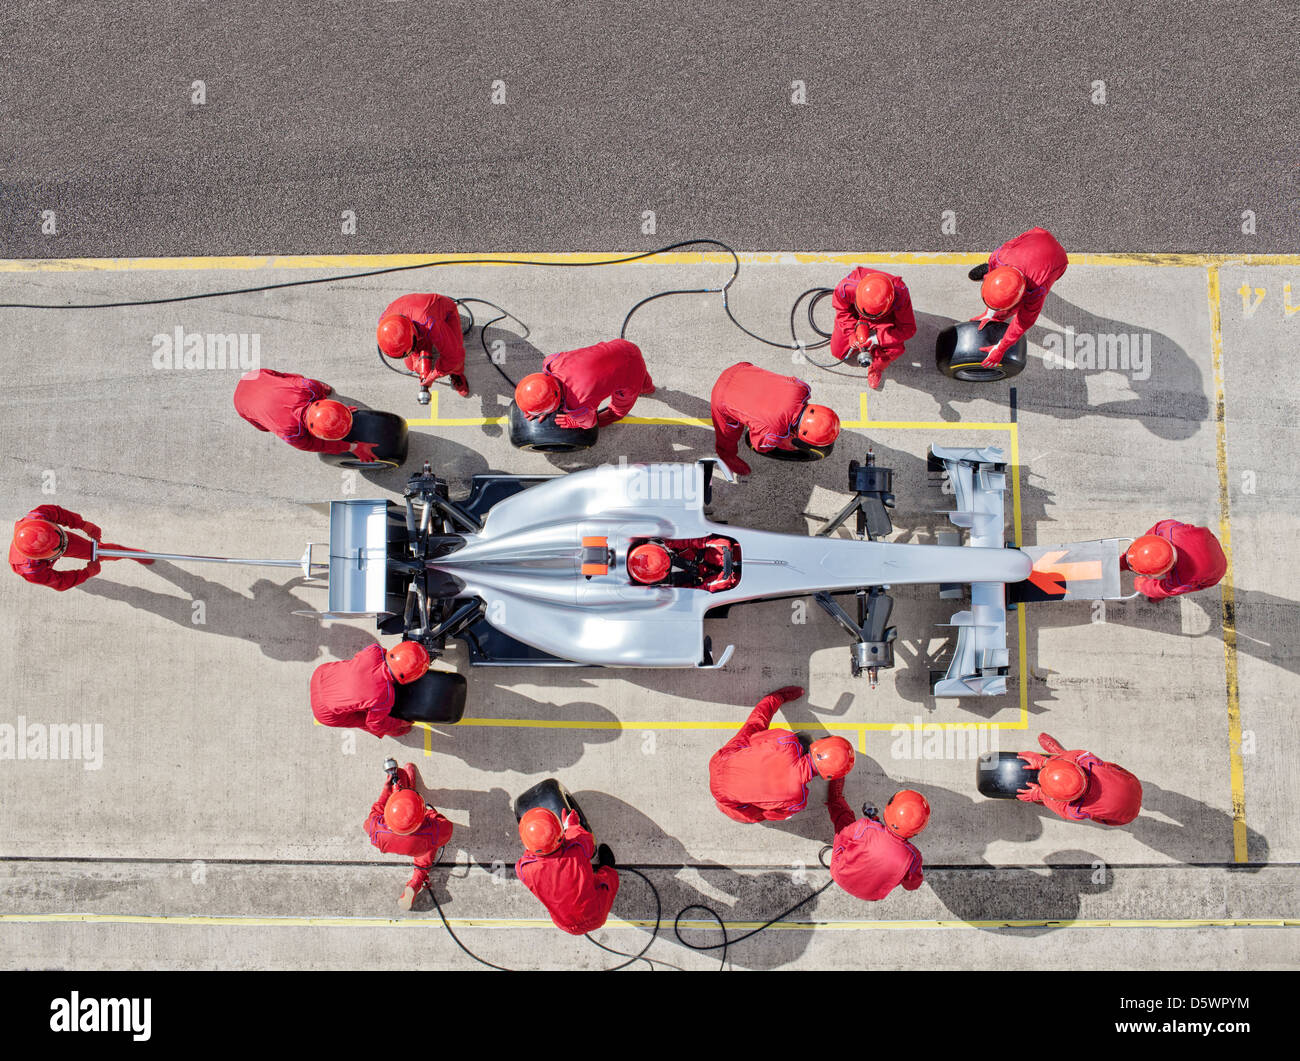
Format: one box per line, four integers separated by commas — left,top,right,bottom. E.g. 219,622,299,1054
324,409,410,469
976,751,1039,798
936,320,1028,382
513,777,591,832
390,670,468,725
508,402,599,452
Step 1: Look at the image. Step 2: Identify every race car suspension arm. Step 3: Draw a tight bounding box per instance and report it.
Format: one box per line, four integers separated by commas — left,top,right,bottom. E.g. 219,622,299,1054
815,587,897,687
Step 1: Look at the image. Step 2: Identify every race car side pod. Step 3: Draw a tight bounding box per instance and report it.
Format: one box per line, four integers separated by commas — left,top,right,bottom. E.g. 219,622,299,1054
92,543,328,580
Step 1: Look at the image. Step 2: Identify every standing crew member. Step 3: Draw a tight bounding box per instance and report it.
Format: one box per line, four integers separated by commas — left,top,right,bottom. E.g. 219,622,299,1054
968,226,1068,368
1015,732,1143,826
709,362,840,477
514,338,655,429
309,641,430,738
365,761,454,909
9,505,152,591
515,807,619,935
826,786,928,901
234,368,378,461
710,686,855,823
376,293,470,398
1121,520,1227,600
830,268,917,390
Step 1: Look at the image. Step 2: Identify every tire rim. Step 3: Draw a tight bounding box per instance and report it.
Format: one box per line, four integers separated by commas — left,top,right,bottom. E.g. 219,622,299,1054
954,365,1007,382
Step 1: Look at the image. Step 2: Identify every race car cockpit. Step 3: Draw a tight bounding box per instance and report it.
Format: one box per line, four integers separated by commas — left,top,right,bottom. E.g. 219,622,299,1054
627,536,741,593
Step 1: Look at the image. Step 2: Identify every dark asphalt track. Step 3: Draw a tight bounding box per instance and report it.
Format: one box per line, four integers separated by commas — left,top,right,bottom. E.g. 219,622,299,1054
2,0,1296,256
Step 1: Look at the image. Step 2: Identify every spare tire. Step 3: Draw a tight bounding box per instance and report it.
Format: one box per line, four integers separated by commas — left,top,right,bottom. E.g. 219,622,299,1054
745,430,833,462
322,408,409,469
513,777,590,832
508,402,599,453
976,751,1039,798
390,670,467,725
936,320,1028,382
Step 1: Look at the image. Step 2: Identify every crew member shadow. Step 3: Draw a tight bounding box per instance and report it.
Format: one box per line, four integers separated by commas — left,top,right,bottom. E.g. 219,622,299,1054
79,561,373,663
386,683,621,774
462,323,547,439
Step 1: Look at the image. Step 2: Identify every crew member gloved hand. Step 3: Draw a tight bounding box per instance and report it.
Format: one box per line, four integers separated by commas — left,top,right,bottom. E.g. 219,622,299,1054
555,414,582,430
773,685,805,703
82,522,104,541
1016,781,1042,801
1017,750,1048,771
350,441,379,463
979,343,1006,368
562,809,581,831
970,308,999,331
1038,732,1066,755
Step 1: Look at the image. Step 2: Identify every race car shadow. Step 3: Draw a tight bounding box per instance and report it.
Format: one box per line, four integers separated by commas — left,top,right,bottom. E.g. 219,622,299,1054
398,431,493,490
567,791,820,970
78,562,373,663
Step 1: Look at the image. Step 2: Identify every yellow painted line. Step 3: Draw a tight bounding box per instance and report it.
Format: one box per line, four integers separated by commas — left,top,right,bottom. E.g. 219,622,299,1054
620,416,712,426
6,251,1300,274
426,718,1022,733
1207,266,1248,864
2,912,1295,931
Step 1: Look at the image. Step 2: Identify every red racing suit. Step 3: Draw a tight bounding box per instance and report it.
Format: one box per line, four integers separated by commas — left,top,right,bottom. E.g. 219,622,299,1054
709,691,814,823
364,766,454,892
542,339,654,429
233,369,351,454
9,505,101,591
1132,519,1227,600
380,293,467,385
309,643,413,738
1020,739,1143,825
710,363,811,475
830,268,917,367
980,227,1069,355
827,790,925,900
515,820,620,935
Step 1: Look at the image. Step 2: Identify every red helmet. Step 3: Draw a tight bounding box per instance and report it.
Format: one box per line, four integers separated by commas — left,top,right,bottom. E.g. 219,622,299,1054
385,641,430,684
519,807,563,855
515,373,563,419
377,314,416,358
981,266,1026,311
810,736,855,780
13,518,66,561
304,399,353,441
628,543,671,584
1039,759,1088,801
383,789,426,835
796,404,840,447
884,789,930,838
855,273,895,318
1127,534,1177,576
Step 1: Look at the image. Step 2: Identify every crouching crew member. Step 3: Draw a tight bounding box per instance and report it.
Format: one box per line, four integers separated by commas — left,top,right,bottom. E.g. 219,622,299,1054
310,641,429,738
515,338,654,429
827,786,928,901
234,368,378,462
709,362,840,477
10,505,152,591
968,226,1068,369
830,268,916,390
376,293,470,398
709,686,855,823
516,807,620,935
1122,520,1227,600
1016,732,1143,826
365,761,454,909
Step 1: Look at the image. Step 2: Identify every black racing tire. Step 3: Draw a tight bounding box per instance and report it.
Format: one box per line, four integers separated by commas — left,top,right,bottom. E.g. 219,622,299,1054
322,408,409,469
976,751,1040,799
390,670,467,725
744,430,833,462
508,402,599,453
513,777,591,832
936,320,1028,382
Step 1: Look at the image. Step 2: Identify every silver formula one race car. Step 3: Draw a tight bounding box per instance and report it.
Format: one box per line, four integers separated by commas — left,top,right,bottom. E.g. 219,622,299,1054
310,446,1037,722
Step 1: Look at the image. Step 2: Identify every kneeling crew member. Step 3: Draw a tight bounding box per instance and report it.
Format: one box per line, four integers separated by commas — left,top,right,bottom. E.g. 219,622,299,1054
234,368,378,462
1016,732,1143,826
710,362,840,477
827,786,928,901
515,807,619,935
709,686,855,823
310,641,429,738
376,293,470,398
365,761,454,909
1122,520,1227,600
515,338,654,429
968,226,1068,369
830,268,916,390
10,506,152,591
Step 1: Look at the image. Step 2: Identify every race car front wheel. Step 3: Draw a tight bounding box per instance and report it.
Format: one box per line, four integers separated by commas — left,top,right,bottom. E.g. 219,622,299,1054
508,402,599,452
936,320,1028,382
390,670,468,725
322,408,410,469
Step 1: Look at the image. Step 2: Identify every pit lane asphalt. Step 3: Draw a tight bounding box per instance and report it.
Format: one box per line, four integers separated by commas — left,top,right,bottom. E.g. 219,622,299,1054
2,0,1297,258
